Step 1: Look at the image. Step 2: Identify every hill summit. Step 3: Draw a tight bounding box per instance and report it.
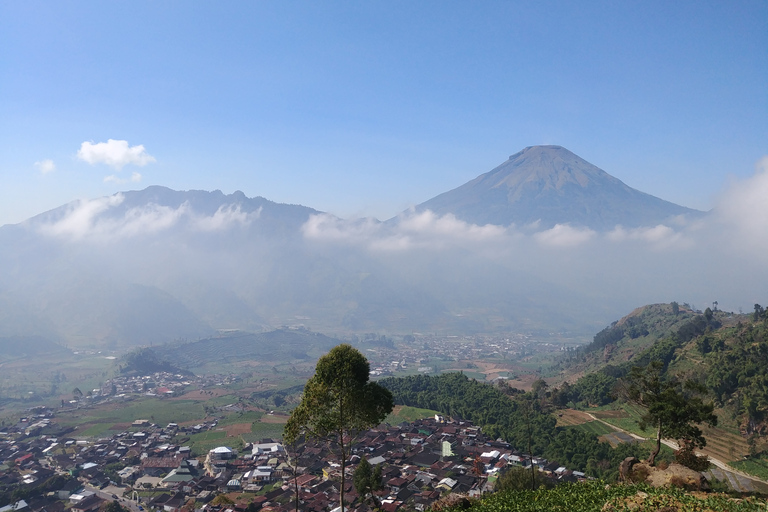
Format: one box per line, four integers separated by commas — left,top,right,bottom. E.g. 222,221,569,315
415,145,703,230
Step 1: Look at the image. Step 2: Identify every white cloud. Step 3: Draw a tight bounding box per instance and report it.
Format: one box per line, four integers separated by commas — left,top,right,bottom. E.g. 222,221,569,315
606,224,691,250
36,195,257,241
303,209,511,252
534,224,595,247
77,139,156,170
195,205,260,231
712,155,768,253
34,159,56,174
103,171,143,185
37,194,126,239
302,213,382,242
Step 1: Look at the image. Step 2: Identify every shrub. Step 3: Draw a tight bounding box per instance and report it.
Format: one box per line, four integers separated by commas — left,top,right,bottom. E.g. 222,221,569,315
675,441,710,471
628,464,650,483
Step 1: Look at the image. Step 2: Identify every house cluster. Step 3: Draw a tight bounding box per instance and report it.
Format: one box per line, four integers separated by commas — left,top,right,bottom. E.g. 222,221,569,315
361,333,566,378
280,415,587,512
142,416,587,512
0,405,587,512
98,373,197,398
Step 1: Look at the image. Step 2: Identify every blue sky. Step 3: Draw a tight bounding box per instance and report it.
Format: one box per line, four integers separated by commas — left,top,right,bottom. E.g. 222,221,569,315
1,1,766,226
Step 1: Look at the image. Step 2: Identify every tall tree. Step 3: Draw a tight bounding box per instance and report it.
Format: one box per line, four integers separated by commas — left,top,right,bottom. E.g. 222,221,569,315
353,457,382,509
620,360,717,465
284,344,393,512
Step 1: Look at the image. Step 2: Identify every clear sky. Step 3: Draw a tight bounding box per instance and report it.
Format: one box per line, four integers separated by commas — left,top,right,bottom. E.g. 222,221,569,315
1,1,766,226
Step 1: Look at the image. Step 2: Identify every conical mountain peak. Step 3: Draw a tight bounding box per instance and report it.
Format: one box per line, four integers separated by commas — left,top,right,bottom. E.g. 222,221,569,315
414,146,702,230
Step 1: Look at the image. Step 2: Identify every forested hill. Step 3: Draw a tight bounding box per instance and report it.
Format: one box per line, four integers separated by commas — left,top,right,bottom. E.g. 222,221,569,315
377,303,768,482
561,302,712,372
553,302,768,440
378,372,643,481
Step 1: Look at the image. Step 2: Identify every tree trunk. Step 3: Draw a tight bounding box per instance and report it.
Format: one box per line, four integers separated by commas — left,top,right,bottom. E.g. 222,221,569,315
340,432,346,512
648,420,662,466
339,395,346,512
293,452,299,512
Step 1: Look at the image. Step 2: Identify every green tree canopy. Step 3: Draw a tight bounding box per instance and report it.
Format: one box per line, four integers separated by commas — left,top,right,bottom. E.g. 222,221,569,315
353,457,382,509
620,360,717,465
284,344,393,511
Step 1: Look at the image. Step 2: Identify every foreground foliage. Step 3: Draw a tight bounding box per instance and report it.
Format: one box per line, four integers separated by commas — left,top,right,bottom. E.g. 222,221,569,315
285,344,394,512
619,360,717,465
440,481,768,512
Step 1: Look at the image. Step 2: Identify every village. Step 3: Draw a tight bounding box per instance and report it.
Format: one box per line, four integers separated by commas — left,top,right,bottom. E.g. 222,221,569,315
0,405,586,512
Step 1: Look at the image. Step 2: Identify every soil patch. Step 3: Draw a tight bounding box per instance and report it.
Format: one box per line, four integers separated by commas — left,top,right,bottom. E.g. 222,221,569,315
556,409,593,427
223,423,252,436
172,389,228,400
591,409,630,419
260,413,289,424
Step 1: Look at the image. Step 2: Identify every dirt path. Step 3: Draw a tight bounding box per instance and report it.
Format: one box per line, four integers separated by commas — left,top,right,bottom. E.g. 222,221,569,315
584,412,767,490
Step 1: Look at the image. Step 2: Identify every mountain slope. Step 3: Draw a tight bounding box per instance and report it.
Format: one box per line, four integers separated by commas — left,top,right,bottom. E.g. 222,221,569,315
415,145,703,230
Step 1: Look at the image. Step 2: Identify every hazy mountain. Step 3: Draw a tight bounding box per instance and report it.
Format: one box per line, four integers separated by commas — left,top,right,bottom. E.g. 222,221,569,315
1,147,761,352
415,145,704,230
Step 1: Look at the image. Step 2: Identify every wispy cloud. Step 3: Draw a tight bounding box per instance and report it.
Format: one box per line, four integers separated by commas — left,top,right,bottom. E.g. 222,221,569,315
303,210,510,252
104,172,143,184
606,224,691,250
34,159,56,174
36,195,257,241
195,205,260,231
533,223,596,247
77,139,156,170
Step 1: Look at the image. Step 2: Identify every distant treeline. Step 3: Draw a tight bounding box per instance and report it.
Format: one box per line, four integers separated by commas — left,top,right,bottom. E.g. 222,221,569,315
117,347,192,376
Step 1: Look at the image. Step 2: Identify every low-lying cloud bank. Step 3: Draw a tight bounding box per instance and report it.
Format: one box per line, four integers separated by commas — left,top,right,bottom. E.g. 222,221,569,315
299,156,768,313
303,155,768,256
21,155,768,323
34,195,258,241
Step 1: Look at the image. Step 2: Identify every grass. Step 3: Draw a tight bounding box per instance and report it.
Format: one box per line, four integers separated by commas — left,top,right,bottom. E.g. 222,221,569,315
246,421,285,441
218,410,264,426
590,403,654,437
58,398,207,437
184,431,240,457
567,420,616,437
188,430,227,442
76,422,122,438
730,458,768,481
386,405,439,424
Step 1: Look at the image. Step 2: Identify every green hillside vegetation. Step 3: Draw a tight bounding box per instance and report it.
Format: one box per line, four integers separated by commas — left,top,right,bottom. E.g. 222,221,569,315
437,480,768,512
559,303,708,374
117,347,192,376
547,302,768,478
379,373,651,481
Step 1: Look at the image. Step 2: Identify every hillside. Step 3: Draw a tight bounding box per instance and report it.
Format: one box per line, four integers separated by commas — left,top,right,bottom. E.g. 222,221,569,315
152,328,342,373
550,302,768,479
557,302,719,376
0,335,70,360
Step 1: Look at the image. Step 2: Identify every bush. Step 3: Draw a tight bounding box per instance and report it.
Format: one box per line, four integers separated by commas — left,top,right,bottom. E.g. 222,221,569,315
628,464,650,483
675,441,710,471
